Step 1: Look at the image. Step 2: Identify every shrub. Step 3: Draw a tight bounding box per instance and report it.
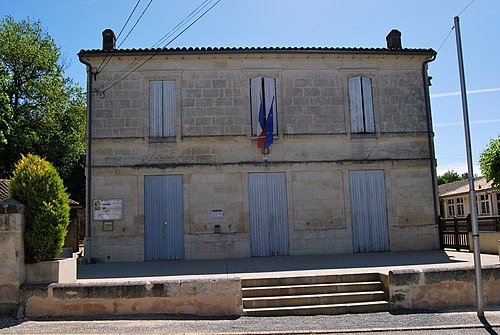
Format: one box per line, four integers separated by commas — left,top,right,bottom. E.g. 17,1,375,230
9,154,70,263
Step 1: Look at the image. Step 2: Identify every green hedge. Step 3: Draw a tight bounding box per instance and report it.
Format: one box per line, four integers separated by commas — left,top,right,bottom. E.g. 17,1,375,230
9,154,70,263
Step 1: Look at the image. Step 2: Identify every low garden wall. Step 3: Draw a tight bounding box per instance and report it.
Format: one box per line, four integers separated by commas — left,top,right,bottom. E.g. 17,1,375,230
468,232,500,255
19,278,243,318
0,200,25,318
388,265,500,309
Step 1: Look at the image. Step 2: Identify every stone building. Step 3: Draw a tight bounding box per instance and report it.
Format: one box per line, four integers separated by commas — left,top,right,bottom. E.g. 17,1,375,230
439,176,500,219
78,29,438,262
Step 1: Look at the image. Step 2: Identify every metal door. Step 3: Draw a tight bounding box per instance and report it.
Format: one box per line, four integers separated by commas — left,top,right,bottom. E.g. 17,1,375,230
349,170,389,253
248,173,289,257
144,175,184,260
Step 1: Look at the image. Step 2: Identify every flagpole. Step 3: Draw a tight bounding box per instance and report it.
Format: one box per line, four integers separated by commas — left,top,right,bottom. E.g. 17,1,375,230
454,15,484,318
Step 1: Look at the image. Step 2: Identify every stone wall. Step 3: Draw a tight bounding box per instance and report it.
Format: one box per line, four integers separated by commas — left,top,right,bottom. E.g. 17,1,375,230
388,265,500,309
20,278,242,318
88,159,437,262
0,200,25,317
82,51,438,262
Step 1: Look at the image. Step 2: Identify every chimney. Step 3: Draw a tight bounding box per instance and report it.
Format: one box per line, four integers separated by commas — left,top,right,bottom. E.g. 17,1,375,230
386,29,402,49
102,29,116,51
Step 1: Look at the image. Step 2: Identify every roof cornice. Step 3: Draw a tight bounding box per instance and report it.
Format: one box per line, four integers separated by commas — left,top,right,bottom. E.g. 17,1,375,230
78,46,436,58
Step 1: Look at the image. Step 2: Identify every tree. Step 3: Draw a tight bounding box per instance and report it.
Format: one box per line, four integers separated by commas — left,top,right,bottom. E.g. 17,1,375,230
479,135,500,188
437,170,467,185
9,154,70,263
0,16,86,204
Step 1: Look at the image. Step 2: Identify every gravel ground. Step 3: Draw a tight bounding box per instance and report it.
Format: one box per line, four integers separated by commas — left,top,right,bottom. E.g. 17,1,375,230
1,309,500,334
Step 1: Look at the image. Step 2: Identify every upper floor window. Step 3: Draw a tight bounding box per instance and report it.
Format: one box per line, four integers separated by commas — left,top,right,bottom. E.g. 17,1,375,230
150,81,176,138
479,194,490,215
447,199,455,217
456,197,464,216
348,76,375,133
250,77,277,138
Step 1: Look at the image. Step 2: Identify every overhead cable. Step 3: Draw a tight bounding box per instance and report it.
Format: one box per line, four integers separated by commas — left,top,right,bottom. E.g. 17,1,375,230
95,0,222,95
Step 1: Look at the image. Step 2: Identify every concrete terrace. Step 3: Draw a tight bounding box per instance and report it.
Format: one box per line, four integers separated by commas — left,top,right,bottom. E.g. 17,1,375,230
77,250,499,283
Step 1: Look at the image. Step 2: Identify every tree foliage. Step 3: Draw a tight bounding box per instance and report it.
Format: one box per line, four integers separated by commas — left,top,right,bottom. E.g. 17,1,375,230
0,16,86,204
479,135,500,188
9,154,70,263
437,170,468,185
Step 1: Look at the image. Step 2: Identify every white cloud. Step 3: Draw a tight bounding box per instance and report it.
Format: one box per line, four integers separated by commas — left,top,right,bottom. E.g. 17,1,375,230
434,118,500,128
436,162,481,176
431,87,500,98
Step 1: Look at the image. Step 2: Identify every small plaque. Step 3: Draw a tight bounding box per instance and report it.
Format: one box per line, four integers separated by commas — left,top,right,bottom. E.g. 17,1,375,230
211,209,224,219
93,199,124,221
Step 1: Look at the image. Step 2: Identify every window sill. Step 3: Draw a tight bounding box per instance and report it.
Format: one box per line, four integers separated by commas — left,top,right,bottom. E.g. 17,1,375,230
148,137,176,143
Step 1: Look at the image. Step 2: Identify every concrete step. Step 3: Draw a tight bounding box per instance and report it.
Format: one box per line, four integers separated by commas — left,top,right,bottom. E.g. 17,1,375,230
243,290,387,309
241,273,390,316
242,281,383,298
242,273,380,288
244,300,391,316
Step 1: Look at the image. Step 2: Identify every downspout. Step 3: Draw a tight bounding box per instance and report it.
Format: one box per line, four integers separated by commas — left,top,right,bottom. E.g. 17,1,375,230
79,55,94,262
422,54,439,247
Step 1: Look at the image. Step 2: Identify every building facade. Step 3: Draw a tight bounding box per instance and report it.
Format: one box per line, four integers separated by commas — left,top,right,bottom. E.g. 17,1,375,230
439,176,500,219
78,30,438,262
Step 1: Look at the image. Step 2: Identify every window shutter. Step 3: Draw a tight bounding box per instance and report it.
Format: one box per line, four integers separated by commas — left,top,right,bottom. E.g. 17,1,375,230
149,81,176,137
162,81,176,137
348,77,364,133
150,81,163,137
250,77,277,136
250,77,263,136
263,77,277,135
361,76,375,133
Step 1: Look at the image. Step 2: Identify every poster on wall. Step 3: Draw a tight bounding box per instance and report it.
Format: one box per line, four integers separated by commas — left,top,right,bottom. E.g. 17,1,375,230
93,199,123,221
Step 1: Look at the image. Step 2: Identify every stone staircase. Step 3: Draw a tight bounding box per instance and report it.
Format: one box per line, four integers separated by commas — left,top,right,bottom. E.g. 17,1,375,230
242,273,390,316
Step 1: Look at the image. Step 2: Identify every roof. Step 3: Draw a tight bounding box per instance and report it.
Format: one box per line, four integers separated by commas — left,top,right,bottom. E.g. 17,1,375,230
0,179,80,206
438,176,495,197
78,46,436,58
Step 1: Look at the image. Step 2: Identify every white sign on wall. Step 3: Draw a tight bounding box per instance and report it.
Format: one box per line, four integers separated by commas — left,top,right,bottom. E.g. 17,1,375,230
93,199,124,221
211,209,224,219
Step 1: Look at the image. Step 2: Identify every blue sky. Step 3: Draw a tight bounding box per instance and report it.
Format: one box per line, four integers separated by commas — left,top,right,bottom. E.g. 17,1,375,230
3,0,499,176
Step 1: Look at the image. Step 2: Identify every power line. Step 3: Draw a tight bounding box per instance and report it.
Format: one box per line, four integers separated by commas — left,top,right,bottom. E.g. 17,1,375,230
98,0,155,74
97,0,143,73
435,0,479,53
95,0,222,95
457,0,477,16
117,0,154,49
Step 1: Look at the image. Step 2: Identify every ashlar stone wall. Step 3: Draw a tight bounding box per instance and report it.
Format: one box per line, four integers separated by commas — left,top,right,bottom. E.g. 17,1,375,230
82,51,438,262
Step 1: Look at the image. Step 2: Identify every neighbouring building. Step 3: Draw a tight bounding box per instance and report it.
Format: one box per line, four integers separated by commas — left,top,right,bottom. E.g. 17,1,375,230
78,29,438,262
438,176,500,220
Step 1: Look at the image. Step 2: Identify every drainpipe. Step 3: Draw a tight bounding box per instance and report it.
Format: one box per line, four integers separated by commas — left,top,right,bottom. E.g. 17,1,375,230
422,54,438,246
79,56,94,263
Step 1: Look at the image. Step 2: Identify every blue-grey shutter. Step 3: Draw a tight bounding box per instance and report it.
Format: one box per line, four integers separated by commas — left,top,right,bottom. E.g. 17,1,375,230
250,77,263,136
361,77,375,133
348,77,364,133
349,170,389,252
149,81,176,137
263,77,277,135
144,175,184,260
250,77,277,136
150,81,163,137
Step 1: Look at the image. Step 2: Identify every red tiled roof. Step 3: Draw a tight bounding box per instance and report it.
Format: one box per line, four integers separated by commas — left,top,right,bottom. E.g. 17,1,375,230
438,176,494,197
79,46,436,57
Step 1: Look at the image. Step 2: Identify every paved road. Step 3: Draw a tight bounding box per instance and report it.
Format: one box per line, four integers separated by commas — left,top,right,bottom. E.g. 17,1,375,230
1,310,499,334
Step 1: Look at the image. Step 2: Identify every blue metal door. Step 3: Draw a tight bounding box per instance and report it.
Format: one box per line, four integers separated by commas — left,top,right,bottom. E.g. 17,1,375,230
248,173,289,257
144,175,184,260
